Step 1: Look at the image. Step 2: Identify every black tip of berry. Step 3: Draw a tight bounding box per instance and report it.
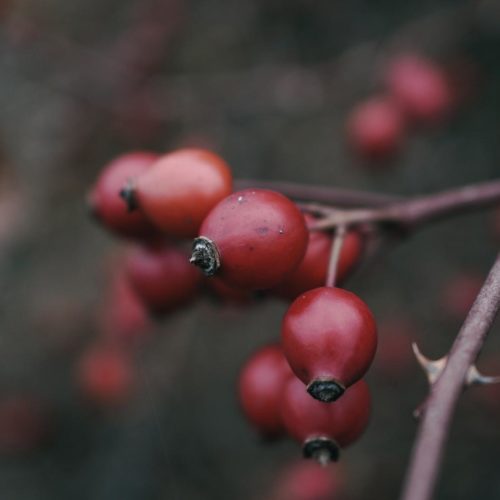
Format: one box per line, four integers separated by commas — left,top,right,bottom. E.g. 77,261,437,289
307,379,345,403
190,236,221,276
303,437,340,465
119,180,138,212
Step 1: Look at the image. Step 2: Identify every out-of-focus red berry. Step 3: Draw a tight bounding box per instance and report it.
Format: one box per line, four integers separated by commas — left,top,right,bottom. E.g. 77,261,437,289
125,242,202,314
99,265,151,347
346,97,406,161
267,460,344,500
273,215,363,300
133,149,233,238
0,396,49,454
88,152,159,239
440,273,483,321
76,347,134,407
238,344,294,438
386,54,452,124
207,276,254,304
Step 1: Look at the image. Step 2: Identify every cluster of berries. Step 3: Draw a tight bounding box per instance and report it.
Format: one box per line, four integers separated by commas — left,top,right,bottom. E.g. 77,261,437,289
347,53,460,162
87,147,377,464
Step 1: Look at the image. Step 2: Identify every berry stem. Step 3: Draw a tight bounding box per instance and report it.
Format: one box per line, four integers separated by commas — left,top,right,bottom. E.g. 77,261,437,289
325,225,347,288
400,252,500,500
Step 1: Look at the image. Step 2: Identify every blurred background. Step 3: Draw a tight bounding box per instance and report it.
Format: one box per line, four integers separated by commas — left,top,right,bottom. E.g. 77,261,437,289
0,0,499,499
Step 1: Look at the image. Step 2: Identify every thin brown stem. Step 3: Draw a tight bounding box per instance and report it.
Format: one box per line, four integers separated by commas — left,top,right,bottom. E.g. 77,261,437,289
400,252,500,500
325,225,347,288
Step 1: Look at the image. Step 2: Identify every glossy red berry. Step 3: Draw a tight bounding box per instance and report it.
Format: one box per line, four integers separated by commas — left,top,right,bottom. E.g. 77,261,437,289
346,97,406,160
386,54,452,124
238,344,293,438
76,347,134,407
273,215,362,300
281,377,371,463
191,189,309,290
88,152,159,239
129,148,233,238
99,264,151,347
207,276,254,304
282,287,377,402
268,460,344,500
125,242,202,315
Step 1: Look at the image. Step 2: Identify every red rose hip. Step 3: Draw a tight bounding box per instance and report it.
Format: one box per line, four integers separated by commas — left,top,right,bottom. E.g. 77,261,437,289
281,287,377,402
281,377,371,463
128,148,233,238
125,242,202,315
88,152,158,239
191,189,309,290
238,344,293,438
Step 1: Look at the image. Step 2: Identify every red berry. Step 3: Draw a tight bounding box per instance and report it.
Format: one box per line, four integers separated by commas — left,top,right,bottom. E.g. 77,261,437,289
76,347,134,407
281,287,377,402
0,396,49,454
207,276,254,304
269,460,344,500
99,264,151,347
346,97,406,160
88,152,159,239
131,148,233,238
191,189,309,290
125,242,202,314
386,54,452,124
273,215,363,300
281,377,371,463
238,344,293,438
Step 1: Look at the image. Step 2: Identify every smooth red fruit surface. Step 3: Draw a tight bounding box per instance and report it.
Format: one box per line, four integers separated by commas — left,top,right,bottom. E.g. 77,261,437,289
268,460,344,500
0,396,48,454
282,287,377,400
99,265,151,347
440,273,483,321
238,345,293,437
386,55,452,123
282,377,371,448
126,243,202,314
195,189,308,290
134,148,233,238
76,347,133,406
273,215,362,300
346,97,406,160
88,152,158,239
207,276,254,304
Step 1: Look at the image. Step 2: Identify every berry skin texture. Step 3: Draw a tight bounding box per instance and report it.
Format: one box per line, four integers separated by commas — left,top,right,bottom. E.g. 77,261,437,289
192,189,309,290
281,377,371,463
273,215,363,300
76,347,134,407
238,344,293,438
133,148,233,238
88,152,159,239
386,54,452,124
125,243,202,315
281,287,377,402
346,97,406,161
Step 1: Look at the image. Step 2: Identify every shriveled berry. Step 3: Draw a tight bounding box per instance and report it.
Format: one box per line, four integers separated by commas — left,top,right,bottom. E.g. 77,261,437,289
238,344,293,438
282,287,377,402
191,189,308,290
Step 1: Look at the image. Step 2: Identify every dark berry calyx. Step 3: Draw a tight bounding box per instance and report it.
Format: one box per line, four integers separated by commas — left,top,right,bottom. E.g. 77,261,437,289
190,237,221,276
119,179,139,212
307,379,345,403
303,437,340,465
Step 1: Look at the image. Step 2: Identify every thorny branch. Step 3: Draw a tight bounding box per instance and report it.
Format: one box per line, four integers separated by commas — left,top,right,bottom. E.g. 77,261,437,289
400,253,500,500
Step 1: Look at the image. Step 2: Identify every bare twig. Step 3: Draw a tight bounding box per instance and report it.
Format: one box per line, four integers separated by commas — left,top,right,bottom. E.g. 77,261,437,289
325,225,347,288
400,253,500,500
